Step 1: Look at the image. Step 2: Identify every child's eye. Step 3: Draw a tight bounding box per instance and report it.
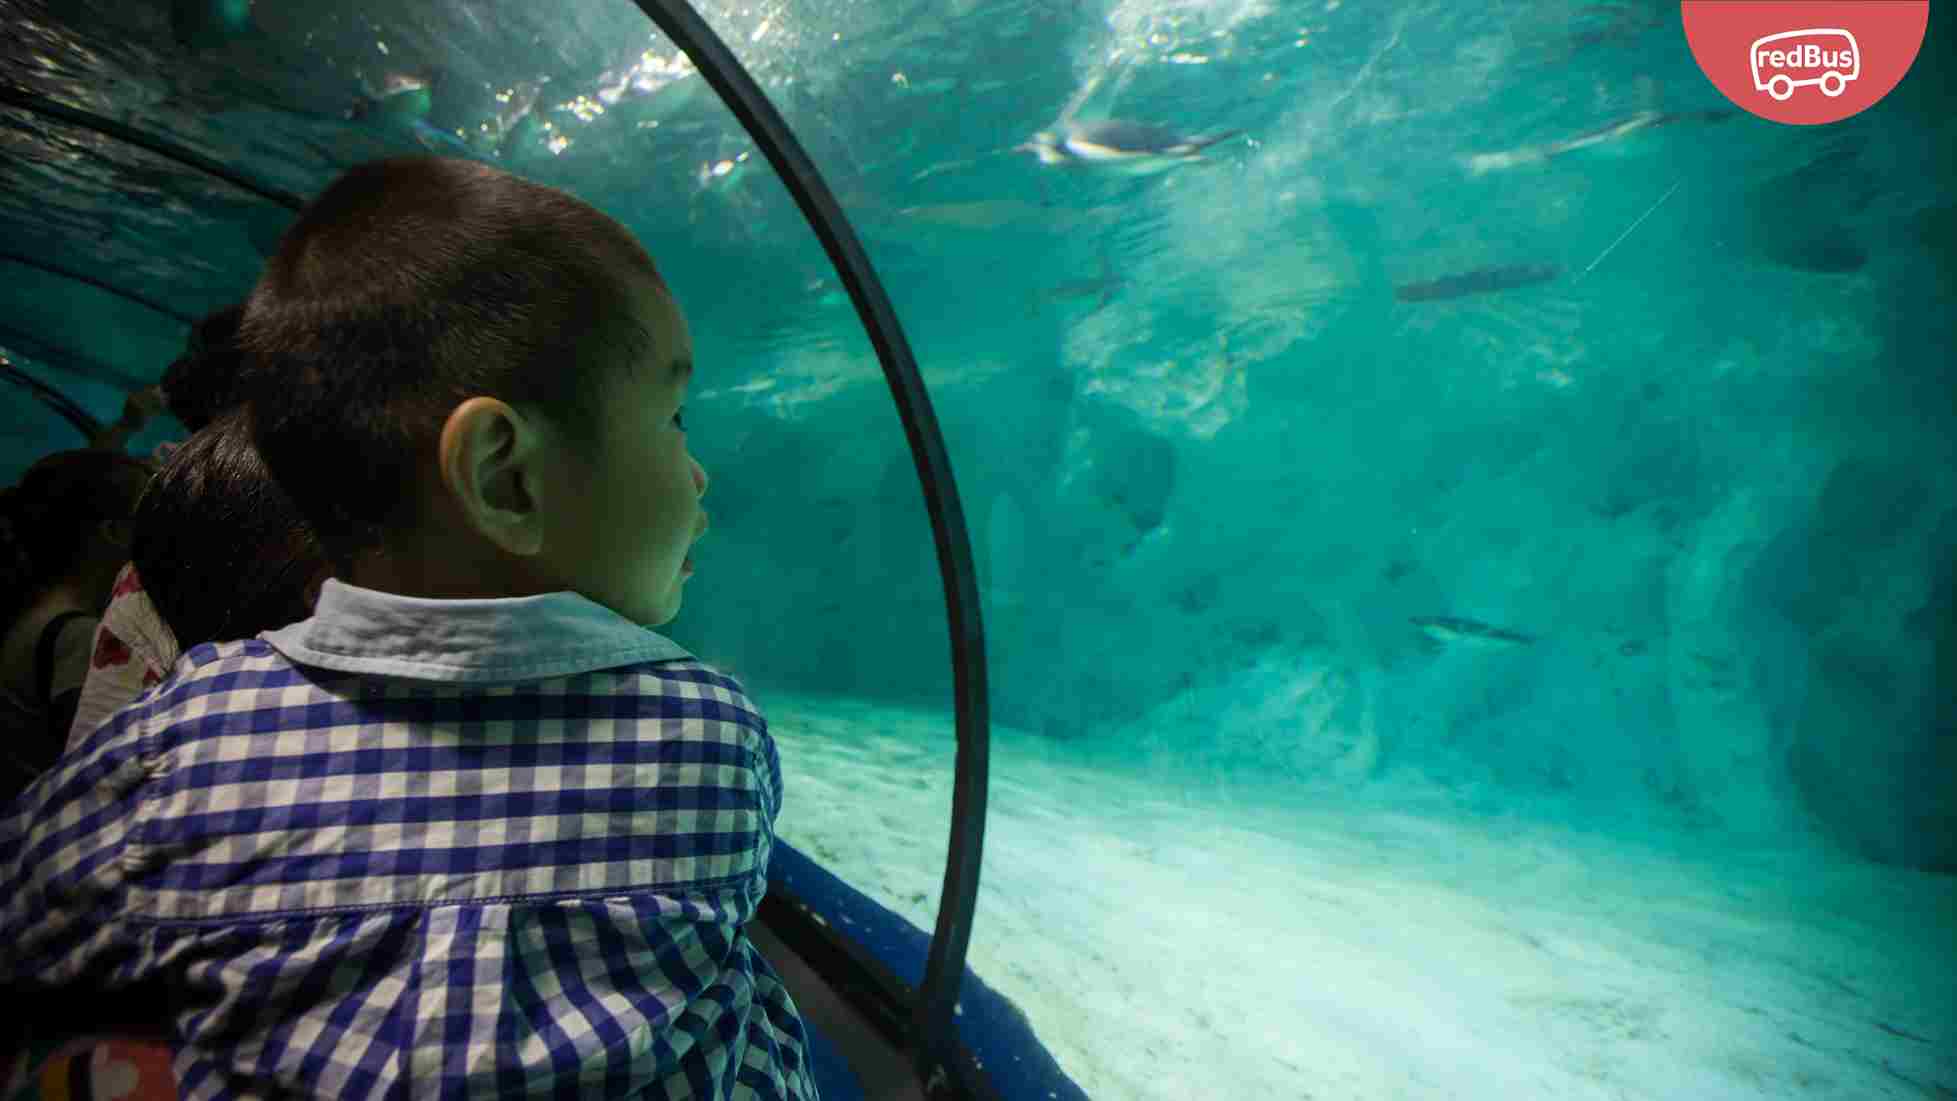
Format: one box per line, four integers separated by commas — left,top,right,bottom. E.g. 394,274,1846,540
672,407,686,431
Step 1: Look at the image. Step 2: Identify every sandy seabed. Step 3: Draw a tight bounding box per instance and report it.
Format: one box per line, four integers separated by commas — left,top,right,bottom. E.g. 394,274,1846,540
762,693,1956,1101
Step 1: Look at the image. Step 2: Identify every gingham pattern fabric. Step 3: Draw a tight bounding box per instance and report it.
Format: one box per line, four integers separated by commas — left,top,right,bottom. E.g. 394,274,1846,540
1,584,816,1101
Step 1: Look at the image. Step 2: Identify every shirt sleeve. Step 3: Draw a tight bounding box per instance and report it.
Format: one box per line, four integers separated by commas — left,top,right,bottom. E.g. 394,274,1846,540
752,702,784,829
0,712,154,990
67,569,177,754
67,620,156,754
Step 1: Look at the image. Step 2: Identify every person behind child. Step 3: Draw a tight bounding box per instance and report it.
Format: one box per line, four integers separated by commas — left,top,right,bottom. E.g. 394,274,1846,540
65,408,330,753
0,156,820,1100
63,305,320,748
0,449,150,803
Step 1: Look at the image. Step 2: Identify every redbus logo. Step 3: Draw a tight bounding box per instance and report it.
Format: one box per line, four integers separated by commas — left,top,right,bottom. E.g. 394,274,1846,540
1682,1,1927,125
1750,28,1859,99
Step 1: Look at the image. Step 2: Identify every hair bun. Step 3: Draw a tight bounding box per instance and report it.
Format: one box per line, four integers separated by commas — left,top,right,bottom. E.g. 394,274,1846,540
189,302,245,358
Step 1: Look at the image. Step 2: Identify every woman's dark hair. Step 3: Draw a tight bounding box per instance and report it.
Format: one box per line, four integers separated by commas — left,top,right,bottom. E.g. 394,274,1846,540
160,302,247,432
238,156,667,570
131,410,329,650
0,449,152,628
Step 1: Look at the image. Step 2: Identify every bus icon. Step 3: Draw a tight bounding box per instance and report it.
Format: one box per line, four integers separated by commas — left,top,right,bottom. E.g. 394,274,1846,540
1750,28,1861,100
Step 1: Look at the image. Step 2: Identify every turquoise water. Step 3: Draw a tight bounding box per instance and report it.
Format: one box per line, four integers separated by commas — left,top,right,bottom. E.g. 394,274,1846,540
2,1,1954,1097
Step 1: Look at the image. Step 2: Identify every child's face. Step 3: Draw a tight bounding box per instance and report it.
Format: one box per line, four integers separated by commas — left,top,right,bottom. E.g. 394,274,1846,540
546,279,708,628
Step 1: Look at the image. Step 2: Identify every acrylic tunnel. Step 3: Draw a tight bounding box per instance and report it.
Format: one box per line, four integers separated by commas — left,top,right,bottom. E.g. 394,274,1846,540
1,2,1954,1100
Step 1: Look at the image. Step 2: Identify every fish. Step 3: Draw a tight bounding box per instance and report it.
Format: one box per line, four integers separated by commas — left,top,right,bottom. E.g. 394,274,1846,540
1741,138,1876,275
1016,119,1244,175
1028,252,1123,316
910,156,987,183
1394,263,1561,303
1771,137,1871,200
1464,109,1735,176
1762,227,1867,274
897,200,1060,231
1558,5,1666,54
1410,616,1538,649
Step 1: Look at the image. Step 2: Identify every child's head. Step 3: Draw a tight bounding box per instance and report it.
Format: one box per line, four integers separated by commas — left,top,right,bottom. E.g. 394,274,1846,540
131,409,330,651
239,157,708,627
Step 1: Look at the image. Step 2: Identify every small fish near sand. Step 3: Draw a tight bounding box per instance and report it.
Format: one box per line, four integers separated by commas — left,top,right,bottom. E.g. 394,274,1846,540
1411,615,1539,650
1017,120,1245,176
1028,252,1124,317
1394,263,1562,303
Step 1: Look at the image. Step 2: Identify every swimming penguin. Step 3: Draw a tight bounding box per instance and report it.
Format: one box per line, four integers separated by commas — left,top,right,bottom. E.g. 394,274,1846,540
345,70,490,156
346,72,439,128
1016,120,1244,175
1463,108,1733,176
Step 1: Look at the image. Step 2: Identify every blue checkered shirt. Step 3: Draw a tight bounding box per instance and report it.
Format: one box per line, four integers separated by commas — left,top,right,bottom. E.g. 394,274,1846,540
0,580,818,1100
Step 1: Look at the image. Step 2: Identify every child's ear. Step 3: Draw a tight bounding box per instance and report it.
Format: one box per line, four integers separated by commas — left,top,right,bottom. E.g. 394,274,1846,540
437,397,547,557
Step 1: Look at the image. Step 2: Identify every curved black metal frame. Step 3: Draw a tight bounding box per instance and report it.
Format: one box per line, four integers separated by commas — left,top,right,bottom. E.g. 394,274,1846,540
0,85,298,392
0,351,103,440
0,321,139,389
0,251,197,326
0,83,306,211
625,2,992,1096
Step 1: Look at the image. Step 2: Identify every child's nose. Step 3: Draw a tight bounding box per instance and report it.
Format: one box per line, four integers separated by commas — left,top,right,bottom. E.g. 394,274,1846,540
690,456,709,497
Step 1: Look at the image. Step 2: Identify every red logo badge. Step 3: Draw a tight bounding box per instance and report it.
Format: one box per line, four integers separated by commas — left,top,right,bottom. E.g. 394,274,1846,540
1681,1,1929,124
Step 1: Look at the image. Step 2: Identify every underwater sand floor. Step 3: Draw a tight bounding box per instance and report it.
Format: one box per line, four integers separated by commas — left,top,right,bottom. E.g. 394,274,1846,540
765,694,1957,1101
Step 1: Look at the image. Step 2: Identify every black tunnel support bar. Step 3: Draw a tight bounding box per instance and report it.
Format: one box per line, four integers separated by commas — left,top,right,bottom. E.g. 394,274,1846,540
0,83,307,212
624,1,992,1096
0,251,198,326
0,352,105,440
0,322,141,390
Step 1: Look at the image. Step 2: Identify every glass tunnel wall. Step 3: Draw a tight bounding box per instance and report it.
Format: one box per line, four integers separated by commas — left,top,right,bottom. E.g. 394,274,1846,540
1,0,968,947
2,1,1954,1098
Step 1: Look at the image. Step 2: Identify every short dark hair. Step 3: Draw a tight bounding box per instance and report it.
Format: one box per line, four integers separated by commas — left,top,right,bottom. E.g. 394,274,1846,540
160,302,247,432
131,410,328,650
0,449,152,627
237,156,666,568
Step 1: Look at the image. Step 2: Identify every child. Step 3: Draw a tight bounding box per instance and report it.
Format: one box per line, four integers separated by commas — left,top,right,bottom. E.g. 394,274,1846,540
66,409,330,753
0,158,816,1099
0,448,152,795
66,305,280,748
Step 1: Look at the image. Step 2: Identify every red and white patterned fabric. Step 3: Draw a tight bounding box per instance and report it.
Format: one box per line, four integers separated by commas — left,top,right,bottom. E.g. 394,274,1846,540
65,564,179,753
